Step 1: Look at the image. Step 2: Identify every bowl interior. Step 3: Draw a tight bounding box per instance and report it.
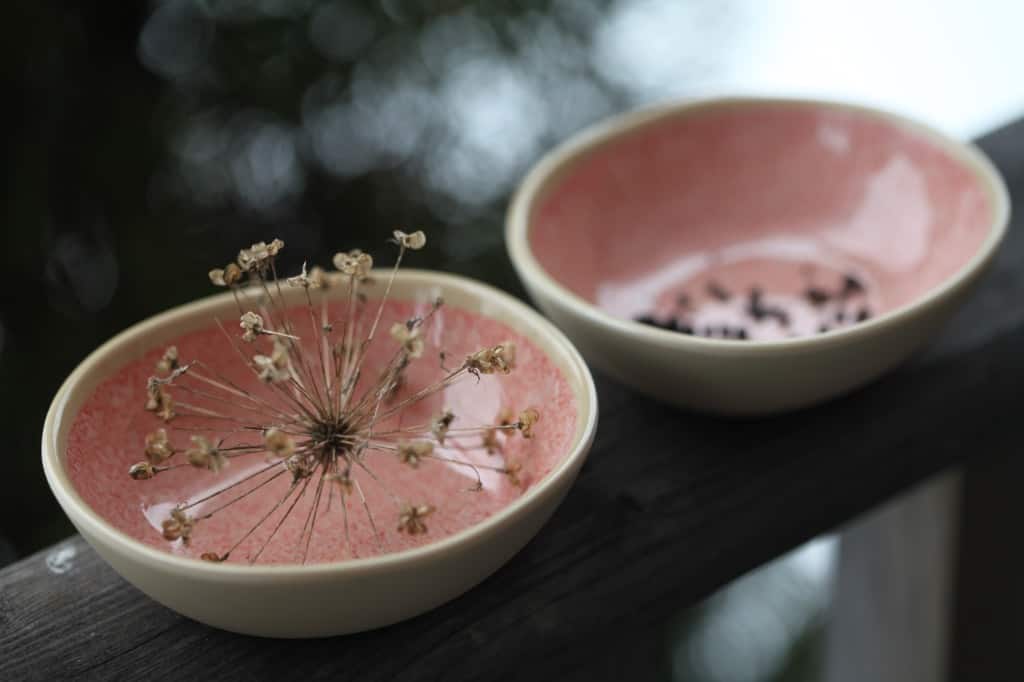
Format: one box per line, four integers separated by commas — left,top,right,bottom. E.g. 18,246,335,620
528,100,998,340
61,277,580,565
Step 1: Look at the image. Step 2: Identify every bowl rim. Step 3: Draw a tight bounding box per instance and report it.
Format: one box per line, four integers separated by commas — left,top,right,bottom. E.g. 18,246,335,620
41,268,598,579
506,95,1012,356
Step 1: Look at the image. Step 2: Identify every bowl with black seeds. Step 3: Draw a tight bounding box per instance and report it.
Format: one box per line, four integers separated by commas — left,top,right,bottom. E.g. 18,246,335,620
508,97,1010,414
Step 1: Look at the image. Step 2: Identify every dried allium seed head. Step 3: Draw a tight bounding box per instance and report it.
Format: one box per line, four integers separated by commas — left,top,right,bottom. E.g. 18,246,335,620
397,503,433,534
389,322,424,359
431,409,455,444
286,455,314,483
264,428,295,458
465,345,515,377
162,509,194,543
239,311,264,342
209,263,243,287
253,350,289,383
505,462,523,487
145,380,175,422
144,377,160,411
396,440,433,467
156,346,179,374
186,436,226,472
332,249,373,279
393,230,427,250
237,239,283,272
144,428,174,464
129,461,156,480
517,408,540,439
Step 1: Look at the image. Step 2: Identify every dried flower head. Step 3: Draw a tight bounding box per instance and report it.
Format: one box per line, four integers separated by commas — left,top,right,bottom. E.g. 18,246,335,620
156,346,179,373
186,436,227,472
144,379,175,422
209,263,243,287
465,345,514,377
390,321,424,359
253,340,291,383
129,461,156,480
264,428,295,458
162,509,194,543
397,504,433,534
144,428,175,464
518,408,540,439
332,249,373,279
127,230,541,564
392,230,427,250
431,409,455,444
505,462,523,487
396,440,433,468
237,239,284,272
240,311,265,342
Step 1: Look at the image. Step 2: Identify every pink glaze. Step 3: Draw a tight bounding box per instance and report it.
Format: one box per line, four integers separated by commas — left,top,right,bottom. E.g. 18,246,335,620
531,101,995,339
66,300,577,564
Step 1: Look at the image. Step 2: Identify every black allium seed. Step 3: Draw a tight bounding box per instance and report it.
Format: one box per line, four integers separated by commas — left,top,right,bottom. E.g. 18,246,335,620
818,324,831,333
746,287,766,320
737,328,748,340
805,287,831,305
842,274,865,296
677,324,694,335
835,310,846,323
857,308,871,322
707,281,731,301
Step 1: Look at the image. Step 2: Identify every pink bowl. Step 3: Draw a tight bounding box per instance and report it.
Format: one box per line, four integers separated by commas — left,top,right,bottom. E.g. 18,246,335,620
507,98,1009,414
43,270,597,636
65,300,577,565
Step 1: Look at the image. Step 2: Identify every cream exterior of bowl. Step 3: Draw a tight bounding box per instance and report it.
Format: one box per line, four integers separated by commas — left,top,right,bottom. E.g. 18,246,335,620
506,98,1011,415
42,270,598,638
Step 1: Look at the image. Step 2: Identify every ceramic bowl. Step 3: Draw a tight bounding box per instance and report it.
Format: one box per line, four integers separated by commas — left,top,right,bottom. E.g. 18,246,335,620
42,269,597,637
507,97,1010,414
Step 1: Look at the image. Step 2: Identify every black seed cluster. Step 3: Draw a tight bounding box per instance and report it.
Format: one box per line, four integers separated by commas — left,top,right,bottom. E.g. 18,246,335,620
746,287,790,326
635,272,873,340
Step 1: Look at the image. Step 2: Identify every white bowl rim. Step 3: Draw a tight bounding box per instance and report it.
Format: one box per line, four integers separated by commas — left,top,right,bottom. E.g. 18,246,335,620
506,95,1012,357
41,268,598,580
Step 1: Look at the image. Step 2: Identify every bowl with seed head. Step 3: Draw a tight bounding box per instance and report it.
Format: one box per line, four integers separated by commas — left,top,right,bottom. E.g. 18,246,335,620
507,97,1009,414
43,231,597,637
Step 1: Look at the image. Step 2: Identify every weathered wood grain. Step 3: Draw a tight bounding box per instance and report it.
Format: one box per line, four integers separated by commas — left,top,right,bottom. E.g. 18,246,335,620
2,120,1023,681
